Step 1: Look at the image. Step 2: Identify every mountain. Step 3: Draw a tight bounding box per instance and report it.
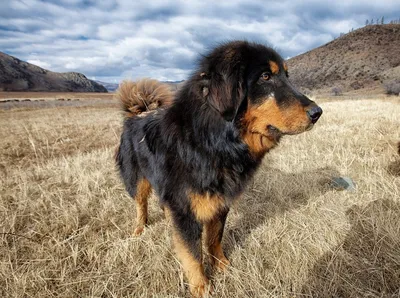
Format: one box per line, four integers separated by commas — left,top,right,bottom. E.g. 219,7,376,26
95,80,119,92
96,80,185,92
163,80,185,90
288,24,400,93
0,52,107,92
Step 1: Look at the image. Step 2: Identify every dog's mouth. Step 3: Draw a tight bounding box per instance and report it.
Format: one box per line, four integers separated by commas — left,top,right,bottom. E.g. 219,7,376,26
266,125,283,142
267,125,282,136
267,123,314,136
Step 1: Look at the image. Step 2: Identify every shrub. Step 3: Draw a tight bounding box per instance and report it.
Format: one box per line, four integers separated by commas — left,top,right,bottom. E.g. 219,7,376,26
332,86,342,96
384,80,400,96
350,81,363,90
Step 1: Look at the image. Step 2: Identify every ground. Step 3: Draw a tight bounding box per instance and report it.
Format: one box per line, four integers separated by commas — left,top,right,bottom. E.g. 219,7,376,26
0,93,399,297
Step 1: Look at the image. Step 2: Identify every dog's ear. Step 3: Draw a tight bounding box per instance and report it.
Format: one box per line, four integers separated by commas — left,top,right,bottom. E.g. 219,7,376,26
206,64,247,121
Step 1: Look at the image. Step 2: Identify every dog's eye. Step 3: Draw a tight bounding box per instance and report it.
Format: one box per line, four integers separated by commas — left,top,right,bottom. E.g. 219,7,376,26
261,72,270,80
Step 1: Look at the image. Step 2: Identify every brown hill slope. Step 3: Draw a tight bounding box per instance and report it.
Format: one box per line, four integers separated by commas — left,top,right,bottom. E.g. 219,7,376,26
288,24,400,93
0,52,107,92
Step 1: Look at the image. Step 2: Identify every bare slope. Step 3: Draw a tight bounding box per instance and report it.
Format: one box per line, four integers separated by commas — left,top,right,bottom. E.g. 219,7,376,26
288,24,400,93
0,52,107,92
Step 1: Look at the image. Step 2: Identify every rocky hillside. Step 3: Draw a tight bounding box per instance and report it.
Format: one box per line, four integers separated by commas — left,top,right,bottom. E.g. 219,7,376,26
95,80,119,92
288,24,400,93
0,52,107,92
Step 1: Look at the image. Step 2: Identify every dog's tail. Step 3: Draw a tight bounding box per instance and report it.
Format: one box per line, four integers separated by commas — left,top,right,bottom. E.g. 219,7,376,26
116,79,174,118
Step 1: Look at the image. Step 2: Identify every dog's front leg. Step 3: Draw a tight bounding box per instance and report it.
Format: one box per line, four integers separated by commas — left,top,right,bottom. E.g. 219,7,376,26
169,207,210,297
205,208,230,272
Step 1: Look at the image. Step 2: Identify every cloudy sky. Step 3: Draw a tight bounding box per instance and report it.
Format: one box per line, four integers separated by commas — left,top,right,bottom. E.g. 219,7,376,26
1,0,399,83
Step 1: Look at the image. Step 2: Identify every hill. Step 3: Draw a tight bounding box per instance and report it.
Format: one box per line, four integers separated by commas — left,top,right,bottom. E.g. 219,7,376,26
163,80,185,91
0,52,107,92
95,80,184,92
288,24,400,93
95,80,119,92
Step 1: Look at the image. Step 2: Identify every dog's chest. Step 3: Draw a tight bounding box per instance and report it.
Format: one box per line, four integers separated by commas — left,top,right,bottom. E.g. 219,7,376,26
188,192,226,222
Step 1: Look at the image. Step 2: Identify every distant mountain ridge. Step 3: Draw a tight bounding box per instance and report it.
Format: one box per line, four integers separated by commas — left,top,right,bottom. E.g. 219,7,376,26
95,80,119,92
95,80,184,92
287,24,400,93
0,52,107,92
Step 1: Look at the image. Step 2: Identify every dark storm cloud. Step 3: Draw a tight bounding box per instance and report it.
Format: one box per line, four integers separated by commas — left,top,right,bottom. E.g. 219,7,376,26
0,0,399,82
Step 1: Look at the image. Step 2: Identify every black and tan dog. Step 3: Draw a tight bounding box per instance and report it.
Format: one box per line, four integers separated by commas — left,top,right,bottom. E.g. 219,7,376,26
115,41,322,296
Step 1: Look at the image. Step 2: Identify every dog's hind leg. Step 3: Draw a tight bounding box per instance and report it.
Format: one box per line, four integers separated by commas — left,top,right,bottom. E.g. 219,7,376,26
133,178,152,236
115,143,152,236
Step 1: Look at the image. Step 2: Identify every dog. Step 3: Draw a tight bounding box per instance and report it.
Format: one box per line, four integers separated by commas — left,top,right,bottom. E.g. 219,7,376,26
115,41,322,297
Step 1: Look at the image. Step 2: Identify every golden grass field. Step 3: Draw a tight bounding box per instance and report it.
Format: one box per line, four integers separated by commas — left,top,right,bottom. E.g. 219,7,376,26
1,94,399,297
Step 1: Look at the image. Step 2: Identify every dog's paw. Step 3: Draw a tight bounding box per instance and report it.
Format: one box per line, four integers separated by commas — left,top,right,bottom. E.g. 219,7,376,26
133,225,145,236
189,278,212,297
212,255,230,272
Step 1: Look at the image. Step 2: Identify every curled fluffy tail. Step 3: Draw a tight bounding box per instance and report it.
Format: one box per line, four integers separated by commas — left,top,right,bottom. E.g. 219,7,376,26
116,79,174,117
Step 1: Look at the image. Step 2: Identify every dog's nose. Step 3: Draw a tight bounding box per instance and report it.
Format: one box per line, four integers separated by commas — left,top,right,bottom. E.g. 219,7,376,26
306,106,323,124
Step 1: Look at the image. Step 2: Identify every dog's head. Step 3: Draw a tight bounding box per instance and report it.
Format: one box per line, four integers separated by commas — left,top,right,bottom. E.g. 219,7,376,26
199,41,322,156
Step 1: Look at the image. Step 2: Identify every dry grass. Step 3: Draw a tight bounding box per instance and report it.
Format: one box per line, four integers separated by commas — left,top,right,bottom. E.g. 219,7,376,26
1,97,399,297
0,92,114,100
0,91,117,112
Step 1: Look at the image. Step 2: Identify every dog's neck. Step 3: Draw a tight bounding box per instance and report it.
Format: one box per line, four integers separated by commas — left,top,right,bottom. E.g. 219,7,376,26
238,111,280,159
240,131,276,159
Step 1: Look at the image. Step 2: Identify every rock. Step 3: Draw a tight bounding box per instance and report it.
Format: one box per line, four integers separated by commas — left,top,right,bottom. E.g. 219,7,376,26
331,177,356,192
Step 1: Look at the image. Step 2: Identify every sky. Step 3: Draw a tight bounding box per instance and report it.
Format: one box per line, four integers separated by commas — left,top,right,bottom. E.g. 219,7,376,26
1,0,399,83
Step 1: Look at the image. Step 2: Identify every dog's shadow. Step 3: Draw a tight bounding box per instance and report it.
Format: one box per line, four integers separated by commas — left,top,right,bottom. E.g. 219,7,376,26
301,199,400,297
387,159,400,176
225,166,342,251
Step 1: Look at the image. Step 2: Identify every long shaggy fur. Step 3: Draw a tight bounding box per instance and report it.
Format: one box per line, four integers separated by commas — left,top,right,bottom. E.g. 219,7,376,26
116,79,174,117
115,41,322,297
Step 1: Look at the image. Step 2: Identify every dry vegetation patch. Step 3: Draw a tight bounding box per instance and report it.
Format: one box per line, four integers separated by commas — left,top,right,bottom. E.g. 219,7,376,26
1,98,399,297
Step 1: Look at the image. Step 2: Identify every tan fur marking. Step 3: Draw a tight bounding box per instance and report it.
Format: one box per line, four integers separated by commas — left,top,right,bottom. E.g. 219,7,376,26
136,109,157,118
283,62,288,72
269,61,280,74
170,211,209,297
241,131,275,158
189,193,225,223
205,218,230,272
241,98,309,157
133,179,152,236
